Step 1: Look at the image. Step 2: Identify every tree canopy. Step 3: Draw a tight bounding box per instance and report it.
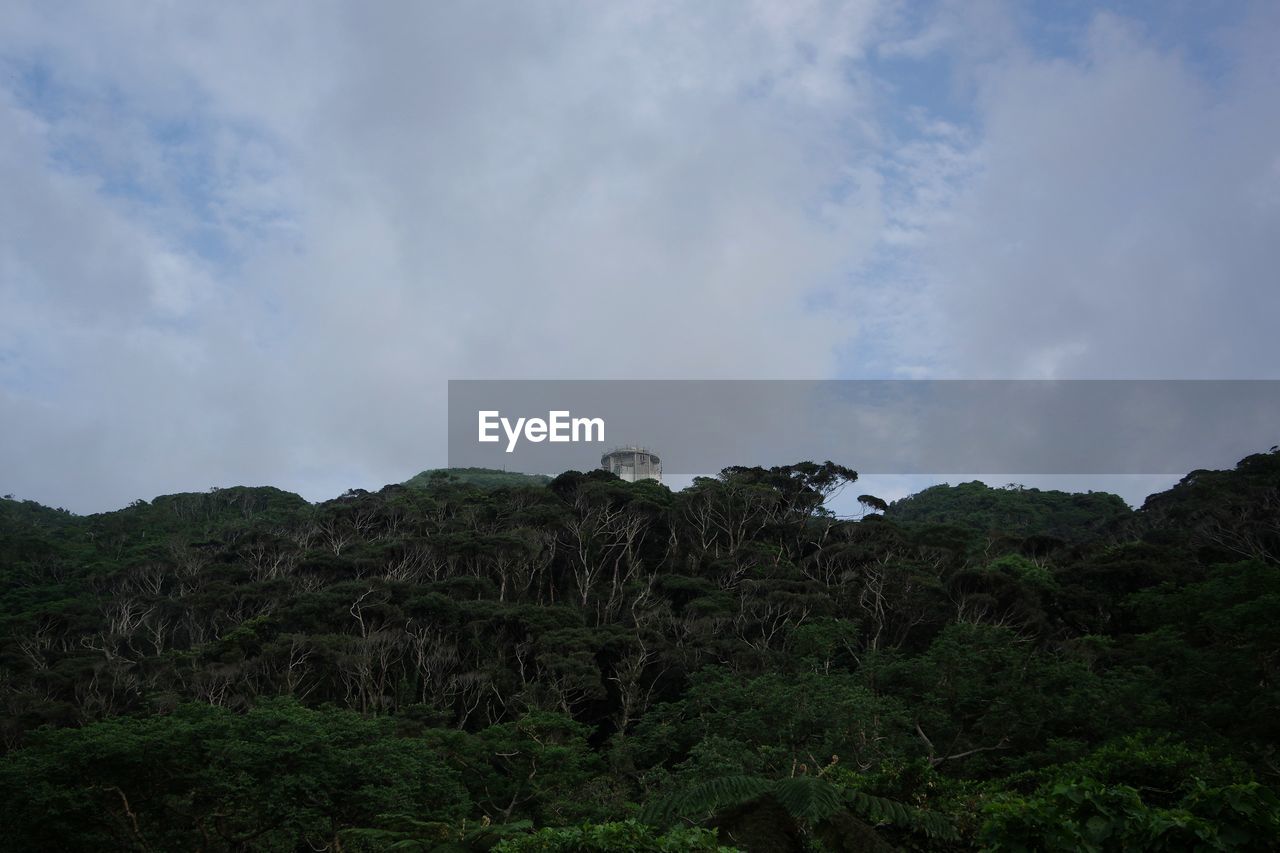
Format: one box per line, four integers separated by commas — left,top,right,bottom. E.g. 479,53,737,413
1,453,1278,850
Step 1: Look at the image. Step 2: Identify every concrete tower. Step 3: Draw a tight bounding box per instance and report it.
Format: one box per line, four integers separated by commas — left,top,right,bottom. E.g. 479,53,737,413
600,446,662,483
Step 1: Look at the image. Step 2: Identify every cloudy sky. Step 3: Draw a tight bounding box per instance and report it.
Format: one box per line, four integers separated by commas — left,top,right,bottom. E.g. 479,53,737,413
2,0,1278,513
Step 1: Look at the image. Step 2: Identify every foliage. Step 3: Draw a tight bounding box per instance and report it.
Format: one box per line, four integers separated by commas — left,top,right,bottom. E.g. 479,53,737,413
493,819,735,852
640,773,959,850
0,451,1277,850
405,469,554,491
342,815,534,851
0,699,468,851
979,777,1280,852
886,480,1132,540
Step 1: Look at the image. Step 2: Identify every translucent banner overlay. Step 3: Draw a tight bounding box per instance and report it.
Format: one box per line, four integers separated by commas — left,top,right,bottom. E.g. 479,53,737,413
447,380,1280,476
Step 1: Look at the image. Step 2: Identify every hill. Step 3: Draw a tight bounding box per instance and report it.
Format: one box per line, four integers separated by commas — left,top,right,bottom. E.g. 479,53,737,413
885,480,1132,540
1,455,1277,850
403,467,552,490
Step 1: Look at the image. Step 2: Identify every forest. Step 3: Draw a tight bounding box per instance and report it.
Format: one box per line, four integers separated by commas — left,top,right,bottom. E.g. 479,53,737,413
0,453,1277,852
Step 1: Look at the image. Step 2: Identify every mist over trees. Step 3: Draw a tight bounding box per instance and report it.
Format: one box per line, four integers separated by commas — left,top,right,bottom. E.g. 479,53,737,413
1,454,1277,851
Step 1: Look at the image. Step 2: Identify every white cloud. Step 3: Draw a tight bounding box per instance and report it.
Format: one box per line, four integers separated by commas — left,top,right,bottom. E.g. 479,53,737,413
1,1,896,510
893,8,1280,378
2,1,1277,512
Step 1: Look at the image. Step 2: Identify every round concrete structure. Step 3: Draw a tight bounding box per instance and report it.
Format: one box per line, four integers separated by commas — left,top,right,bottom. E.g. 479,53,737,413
600,446,662,483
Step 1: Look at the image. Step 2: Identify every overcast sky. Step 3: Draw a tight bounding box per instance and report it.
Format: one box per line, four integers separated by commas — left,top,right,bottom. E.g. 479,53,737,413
2,1,1278,513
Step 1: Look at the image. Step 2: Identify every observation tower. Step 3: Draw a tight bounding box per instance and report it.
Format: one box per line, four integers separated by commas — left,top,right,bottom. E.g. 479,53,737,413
600,446,662,483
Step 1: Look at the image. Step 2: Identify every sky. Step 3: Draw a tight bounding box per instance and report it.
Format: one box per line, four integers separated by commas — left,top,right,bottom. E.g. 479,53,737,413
1,0,1278,513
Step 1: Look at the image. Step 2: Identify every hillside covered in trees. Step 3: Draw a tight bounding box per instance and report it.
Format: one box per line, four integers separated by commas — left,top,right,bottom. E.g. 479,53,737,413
403,469,554,491
1,454,1278,851
884,482,1133,541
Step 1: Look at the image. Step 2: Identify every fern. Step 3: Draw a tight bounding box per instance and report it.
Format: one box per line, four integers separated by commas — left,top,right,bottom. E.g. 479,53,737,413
772,776,848,824
639,775,772,826
640,773,959,845
846,790,959,841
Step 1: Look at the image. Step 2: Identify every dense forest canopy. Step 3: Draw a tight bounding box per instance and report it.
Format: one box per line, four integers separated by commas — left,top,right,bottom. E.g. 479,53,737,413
884,482,1133,541
1,453,1277,851
403,469,554,491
